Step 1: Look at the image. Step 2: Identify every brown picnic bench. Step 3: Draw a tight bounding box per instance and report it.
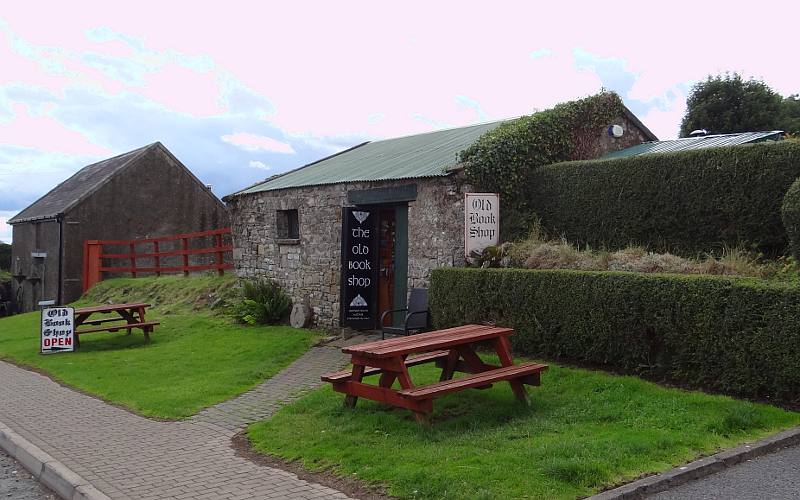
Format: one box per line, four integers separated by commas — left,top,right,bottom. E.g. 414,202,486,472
74,302,159,347
322,324,548,424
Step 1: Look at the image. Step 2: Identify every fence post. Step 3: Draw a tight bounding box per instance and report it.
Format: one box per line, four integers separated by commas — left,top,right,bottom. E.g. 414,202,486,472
153,240,161,277
83,241,103,292
182,238,189,277
215,233,224,276
129,242,137,278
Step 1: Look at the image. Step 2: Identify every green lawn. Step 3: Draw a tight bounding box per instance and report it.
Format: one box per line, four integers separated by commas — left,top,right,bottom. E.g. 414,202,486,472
249,358,800,500
0,276,320,419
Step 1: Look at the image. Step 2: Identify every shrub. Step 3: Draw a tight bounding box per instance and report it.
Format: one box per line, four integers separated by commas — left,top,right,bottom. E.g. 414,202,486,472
527,141,800,256
233,279,292,325
782,176,800,260
430,267,800,403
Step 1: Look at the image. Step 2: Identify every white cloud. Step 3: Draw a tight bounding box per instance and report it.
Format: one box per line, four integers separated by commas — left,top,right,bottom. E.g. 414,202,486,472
248,160,269,170
0,211,14,243
221,132,295,154
639,91,687,140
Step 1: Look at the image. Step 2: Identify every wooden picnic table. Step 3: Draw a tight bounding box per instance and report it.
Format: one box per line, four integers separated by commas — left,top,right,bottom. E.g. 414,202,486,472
74,302,159,347
322,324,548,424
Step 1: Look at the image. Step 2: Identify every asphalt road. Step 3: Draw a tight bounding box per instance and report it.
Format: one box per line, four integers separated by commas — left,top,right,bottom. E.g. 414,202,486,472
0,450,55,500
649,444,800,500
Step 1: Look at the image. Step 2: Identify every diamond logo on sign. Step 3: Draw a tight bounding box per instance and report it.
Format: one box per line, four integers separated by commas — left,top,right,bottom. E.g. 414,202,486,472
352,211,370,224
349,294,368,307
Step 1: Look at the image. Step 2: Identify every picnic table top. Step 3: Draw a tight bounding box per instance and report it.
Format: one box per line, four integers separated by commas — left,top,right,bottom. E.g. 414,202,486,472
74,302,151,315
343,324,513,359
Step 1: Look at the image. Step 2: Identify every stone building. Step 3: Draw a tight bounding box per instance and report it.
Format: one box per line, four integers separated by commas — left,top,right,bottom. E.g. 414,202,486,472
8,142,230,312
225,109,655,330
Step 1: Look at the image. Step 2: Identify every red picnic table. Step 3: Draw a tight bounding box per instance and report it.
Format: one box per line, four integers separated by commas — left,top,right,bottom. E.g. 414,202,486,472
74,302,159,347
322,324,548,424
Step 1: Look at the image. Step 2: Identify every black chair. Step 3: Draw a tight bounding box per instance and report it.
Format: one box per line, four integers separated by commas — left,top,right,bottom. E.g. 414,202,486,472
380,288,430,340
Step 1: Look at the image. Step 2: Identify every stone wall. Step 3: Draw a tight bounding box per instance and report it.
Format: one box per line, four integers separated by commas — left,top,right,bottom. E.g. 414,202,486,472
228,175,470,329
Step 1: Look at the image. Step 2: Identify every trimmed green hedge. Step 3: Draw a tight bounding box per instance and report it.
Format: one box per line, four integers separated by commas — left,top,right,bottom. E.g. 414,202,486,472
527,141,800,256
782,177,800,260
430,267,800,403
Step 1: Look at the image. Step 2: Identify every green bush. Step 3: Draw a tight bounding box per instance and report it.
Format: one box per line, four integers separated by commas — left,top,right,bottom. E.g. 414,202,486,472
233,279,292,325
527,141,800,256
430,267,800,403
782,176,800,260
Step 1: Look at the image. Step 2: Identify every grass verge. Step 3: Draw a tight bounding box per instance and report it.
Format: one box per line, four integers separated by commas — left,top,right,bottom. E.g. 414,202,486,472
248,358,800,500
0,276,320,419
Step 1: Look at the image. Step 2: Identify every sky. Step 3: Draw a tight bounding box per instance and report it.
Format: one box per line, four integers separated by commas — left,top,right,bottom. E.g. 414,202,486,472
1,1,798,243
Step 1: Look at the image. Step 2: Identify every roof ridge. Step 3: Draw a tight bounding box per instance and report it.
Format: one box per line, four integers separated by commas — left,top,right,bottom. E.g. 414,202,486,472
366,117,512,145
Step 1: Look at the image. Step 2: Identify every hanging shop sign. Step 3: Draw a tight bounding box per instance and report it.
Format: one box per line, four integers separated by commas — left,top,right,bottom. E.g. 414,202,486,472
40,306,75,354
465,193,500,258
340,207,379,329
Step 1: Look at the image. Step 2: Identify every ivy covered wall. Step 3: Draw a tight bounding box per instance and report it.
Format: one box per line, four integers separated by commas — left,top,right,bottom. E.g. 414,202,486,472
460,92,647,238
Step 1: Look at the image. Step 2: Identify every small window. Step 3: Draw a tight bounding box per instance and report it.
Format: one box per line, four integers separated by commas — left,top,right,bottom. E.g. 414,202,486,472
276,209,299,240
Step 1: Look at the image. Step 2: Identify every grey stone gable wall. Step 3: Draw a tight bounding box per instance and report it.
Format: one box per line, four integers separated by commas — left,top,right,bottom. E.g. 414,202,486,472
228,175,469,328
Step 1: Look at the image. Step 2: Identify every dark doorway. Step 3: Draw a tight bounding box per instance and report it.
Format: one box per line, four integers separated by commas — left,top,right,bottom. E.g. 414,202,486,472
378,206,408,328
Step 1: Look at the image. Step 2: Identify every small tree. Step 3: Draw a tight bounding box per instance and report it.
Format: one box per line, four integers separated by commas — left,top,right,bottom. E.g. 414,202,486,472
679,73,784,137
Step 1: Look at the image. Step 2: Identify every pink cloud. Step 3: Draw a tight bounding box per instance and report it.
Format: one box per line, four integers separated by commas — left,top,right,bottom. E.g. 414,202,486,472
221,132,294,154
2,0,799,143
0,102,111,156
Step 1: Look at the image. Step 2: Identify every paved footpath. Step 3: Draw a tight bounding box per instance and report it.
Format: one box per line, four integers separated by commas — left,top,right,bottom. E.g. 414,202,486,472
648,444,800,500
0,344,352,500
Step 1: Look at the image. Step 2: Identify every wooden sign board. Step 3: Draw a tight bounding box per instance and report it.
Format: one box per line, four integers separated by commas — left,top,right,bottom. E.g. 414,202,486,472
41,307,75,354
465,193,500,258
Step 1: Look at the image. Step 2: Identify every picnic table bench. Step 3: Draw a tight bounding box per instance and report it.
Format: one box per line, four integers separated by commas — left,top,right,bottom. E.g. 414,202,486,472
322,324,548,424
74,302,159,347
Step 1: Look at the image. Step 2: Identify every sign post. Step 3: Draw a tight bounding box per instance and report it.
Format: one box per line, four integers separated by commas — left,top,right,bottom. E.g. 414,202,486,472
340,207,378,329
465,193,500,258
40,307,75,354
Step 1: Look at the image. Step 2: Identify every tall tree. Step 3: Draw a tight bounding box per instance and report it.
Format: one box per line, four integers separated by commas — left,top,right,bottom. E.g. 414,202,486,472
780,94,800,135
679,73,784,137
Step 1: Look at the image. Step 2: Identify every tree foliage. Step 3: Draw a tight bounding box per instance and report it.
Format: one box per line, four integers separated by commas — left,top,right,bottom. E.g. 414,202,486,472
679,73,784,137
0,242,10,271
781,94,800,135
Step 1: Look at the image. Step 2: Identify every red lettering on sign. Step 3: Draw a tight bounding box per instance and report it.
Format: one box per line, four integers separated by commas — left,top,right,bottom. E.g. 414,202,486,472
44,339,51,347
65,338,72,346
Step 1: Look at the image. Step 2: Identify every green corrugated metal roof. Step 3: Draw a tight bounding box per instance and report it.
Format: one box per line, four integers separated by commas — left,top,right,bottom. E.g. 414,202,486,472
602,131,784,159
231,120,505,196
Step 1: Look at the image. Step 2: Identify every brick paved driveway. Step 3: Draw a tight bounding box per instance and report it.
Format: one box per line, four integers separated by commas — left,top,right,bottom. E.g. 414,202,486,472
0,345,352,500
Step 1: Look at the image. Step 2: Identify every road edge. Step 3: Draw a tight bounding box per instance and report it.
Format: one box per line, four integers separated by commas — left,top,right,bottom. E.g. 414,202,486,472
588,426,800,499
0,421,110,500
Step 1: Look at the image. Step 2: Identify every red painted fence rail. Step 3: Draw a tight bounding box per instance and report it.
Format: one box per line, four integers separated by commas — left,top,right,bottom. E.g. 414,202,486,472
83,228,234,292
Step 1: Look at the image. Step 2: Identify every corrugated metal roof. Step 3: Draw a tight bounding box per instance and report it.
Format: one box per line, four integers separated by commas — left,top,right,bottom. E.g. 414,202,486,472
602,131,784,159
231,120,506,196
8,144,155,224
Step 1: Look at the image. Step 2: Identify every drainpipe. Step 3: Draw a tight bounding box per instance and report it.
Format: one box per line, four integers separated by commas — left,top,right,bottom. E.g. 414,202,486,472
57,213,64,305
